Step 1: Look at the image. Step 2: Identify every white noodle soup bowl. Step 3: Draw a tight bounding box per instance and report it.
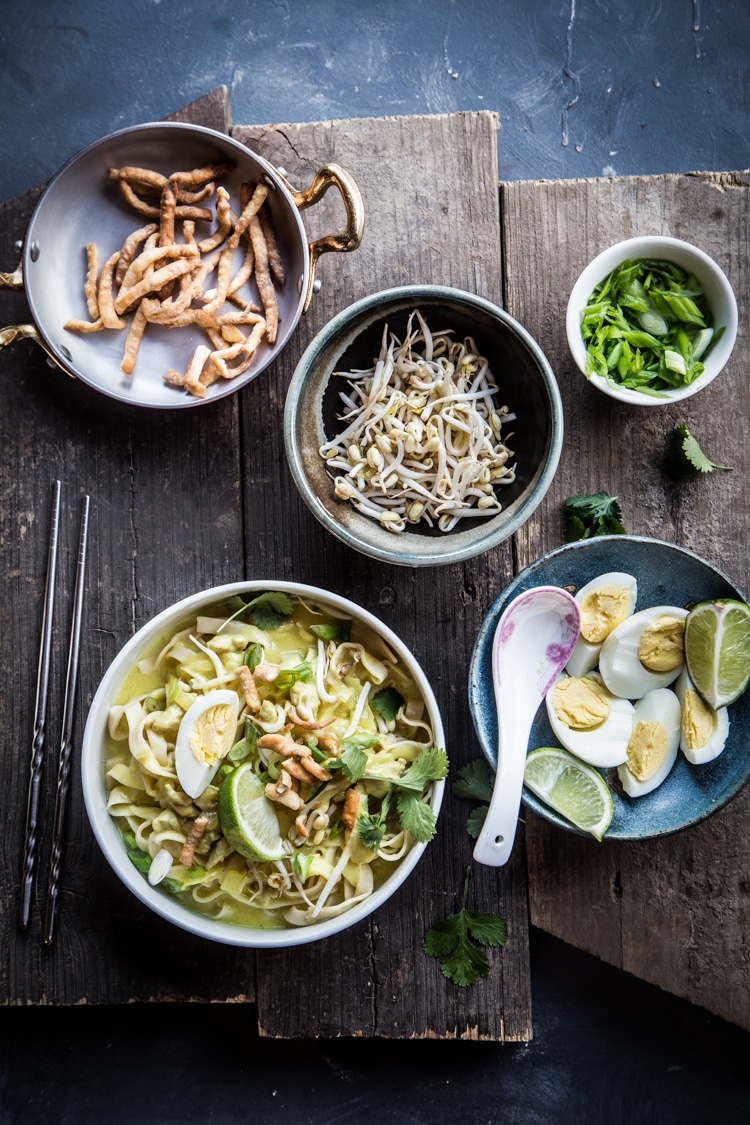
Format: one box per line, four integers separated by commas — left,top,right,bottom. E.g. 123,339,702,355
566,235,738,405
81,580,446,947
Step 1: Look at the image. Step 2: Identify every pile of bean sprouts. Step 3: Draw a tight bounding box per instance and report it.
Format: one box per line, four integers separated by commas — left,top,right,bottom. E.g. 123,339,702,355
320,311,516,533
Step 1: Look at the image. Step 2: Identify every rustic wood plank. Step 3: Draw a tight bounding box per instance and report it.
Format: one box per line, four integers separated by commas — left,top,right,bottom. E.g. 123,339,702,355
0,88,260,1006
501,171,750,1029
233,113,532,1040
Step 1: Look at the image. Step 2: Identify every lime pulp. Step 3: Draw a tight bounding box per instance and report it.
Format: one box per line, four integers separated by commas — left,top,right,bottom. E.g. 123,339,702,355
524,746,613,840
685,598,750,710
217,762,285,861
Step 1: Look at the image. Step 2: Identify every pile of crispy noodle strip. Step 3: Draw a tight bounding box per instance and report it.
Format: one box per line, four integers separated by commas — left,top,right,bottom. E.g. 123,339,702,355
64,161,285,398
320,311,516,532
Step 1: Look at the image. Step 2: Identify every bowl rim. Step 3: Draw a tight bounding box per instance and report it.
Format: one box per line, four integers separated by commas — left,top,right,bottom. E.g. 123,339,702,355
565,235,738,406
284,284,564,566
81,579,446,947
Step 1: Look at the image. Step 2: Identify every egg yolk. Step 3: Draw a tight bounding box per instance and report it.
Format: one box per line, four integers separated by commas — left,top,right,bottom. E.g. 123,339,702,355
552,675,610,731
579,585,632,644
681,688,716,751
637,615,685,672
626,720,668,780
189,703,236,766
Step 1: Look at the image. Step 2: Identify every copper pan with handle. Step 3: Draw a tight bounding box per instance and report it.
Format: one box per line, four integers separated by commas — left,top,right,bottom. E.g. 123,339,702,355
0,122,364,408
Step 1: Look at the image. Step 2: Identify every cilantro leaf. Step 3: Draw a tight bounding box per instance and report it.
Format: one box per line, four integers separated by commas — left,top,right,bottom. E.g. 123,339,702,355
466,805,489,839
665,423,733,480
423,868,507,986
220,591,294,632
453,759,494,803
396,790,437,842
249,591,294,631
371,686,405,721
396,747,449,793
563,491,627,542
356,790,393,851
338,733,378,782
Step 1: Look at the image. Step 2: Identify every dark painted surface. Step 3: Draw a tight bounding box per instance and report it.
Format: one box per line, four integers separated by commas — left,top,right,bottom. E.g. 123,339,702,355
2,0,750,1121
1,0,750,202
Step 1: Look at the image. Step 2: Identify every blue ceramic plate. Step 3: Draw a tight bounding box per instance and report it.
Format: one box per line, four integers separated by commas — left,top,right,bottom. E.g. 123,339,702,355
468,536,750,840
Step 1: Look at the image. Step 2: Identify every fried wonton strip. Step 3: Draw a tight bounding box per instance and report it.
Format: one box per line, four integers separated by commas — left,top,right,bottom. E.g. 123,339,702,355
201,183,269,314
108,165,167,194
168,162,234,186
84,243,99,319
174,182,215,205
98,250,126,329
179,814,210,868
115,259,197,315
120,304,147,375
119,242,198,292
208,319,267,381
115,223,158,287
220,324,245,344
248,215,278,344
193,307,265,328
182,343,212,398
115,180,212,222
196,186,232,254
63,316,104,333
259,204,286,287
159,182,177,247
227,242,255,296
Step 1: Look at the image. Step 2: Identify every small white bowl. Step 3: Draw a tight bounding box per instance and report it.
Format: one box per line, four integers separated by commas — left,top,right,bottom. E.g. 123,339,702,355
566,236,738,405
81,581,445,947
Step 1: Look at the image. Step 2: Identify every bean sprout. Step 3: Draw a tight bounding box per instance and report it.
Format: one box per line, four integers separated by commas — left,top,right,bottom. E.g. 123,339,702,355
320,310,516,533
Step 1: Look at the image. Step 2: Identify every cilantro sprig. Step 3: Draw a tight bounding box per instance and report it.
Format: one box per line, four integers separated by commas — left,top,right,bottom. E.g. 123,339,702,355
563,490,626,542
665,423,732,481
424,868,507,986
339,745,448,845
452,758,494,839
220,591,294,632
371,686,405,721
356,789,394,852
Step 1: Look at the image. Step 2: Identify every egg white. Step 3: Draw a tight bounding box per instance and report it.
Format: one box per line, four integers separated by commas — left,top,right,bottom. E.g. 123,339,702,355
546,671,635,768
175,689,240,799
674,667,730,765
617,688,681,797
565,572,638,678
599,605,688,700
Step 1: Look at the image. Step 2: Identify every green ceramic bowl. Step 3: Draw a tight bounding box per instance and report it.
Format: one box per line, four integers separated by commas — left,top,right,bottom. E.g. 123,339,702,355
284,285,563,567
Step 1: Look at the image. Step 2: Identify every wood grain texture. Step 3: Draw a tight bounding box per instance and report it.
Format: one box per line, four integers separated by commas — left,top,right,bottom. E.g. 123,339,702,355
0,88,260,1006
501,171,750,1029
0,104,532,1040
233,113,532,1039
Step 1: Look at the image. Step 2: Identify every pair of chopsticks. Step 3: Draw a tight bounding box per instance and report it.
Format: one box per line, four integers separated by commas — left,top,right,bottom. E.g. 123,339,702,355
19,480,90,944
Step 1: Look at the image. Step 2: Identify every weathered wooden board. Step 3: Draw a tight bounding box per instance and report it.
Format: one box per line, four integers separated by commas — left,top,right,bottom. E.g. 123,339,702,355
501,172,750,1029
232,113,531,1040
0,87,262,1006
0,97,532,1040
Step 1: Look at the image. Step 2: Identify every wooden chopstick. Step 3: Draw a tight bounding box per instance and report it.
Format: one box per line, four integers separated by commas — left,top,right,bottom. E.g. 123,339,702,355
19,480,61,932
43,494,90,945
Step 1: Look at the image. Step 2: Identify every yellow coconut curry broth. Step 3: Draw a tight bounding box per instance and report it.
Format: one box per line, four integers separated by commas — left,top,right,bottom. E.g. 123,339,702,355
104,593,445,929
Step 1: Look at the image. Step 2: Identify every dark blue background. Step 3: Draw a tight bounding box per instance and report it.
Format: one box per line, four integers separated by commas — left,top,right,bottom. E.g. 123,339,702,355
2,1,749,1122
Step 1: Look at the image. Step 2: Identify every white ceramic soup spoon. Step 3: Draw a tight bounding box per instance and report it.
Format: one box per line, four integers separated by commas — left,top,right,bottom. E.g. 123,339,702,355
473,586,581,867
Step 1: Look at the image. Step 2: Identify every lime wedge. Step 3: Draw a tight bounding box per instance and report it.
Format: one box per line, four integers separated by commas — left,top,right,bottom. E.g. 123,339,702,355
524,747,613,840
217,763,285,861
685,598,750,710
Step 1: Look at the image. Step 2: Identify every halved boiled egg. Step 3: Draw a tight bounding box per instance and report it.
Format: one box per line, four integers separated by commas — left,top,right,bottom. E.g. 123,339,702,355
175,689,240,798
617,687,680,797
674,667,730,765
546,671,635,768
565,572,638,678
599,605,687,700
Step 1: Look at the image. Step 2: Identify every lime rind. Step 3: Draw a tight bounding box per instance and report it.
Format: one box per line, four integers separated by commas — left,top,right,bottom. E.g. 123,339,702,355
217,763,285,861
524,746,614,841
685,598,750,710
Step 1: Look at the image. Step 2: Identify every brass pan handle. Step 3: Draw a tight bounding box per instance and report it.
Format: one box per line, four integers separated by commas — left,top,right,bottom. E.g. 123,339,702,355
0,244,71,373
285,163,365,312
